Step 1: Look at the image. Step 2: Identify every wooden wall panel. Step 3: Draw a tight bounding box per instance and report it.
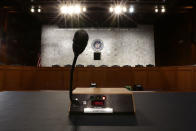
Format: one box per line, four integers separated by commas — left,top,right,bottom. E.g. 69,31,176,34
0,68,4,90
176,67,193,90
34,68,67,90
160,67,177,90
63,68,70,90
76,68,92,87
21,67,36,90
193,67,196,91
4,68,22,90
133,68,147,88
105,69,123,87
49,70,65,90
147,68,163,90
34,68,52,90
116,69,133,86
104,68,133,87
91,68,106,87
0,66,195,91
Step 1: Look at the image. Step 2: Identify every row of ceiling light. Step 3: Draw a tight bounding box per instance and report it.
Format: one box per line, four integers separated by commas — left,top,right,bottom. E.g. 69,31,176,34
30,4,166,14
60,5,87,15
30,5,42,13
109,5,166,14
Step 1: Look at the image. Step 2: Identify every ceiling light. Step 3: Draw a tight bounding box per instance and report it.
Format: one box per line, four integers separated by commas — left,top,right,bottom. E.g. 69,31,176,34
67,5,74,15
30,6,35,13
38,6,41,13
31,8,35,13
161,5,166,13
60,5,68,14
114,5,122,14
109,7,113,13
129,6,134,13
155,8,158,13
60,4,85,15
38,9,41,13
74,5,81,14
161,7,166,13
122,7,127,12
83,7,87,12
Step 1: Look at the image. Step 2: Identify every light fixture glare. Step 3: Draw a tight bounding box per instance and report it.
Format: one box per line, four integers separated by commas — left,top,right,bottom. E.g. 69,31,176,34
60,5,68,14
109,7,113,12
74,5,81,14
83,7,87,12
114,5,122,14
38,8,41,13
129,6,134,13
161,8,165,13
122,7,127,12
155,8,158,13
31,8,35,13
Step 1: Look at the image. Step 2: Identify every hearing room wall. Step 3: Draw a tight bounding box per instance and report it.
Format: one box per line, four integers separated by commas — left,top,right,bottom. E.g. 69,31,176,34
41,25,155,67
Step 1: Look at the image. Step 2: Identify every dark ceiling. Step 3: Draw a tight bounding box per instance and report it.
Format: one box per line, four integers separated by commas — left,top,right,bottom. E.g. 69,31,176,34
0,0,195,27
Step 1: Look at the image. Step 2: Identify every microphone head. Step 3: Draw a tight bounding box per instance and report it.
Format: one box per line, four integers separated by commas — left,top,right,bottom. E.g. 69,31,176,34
73,30,89,56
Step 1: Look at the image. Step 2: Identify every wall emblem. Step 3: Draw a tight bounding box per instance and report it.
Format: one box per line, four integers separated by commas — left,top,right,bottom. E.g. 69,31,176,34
92,39,104,52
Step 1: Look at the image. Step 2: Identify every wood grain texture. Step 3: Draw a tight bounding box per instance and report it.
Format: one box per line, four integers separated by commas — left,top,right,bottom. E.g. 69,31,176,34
0,66,196,91
4,69,22,90
176,67,193,90
133,68,147,88
73,88,133,94
0,68,4,91
147,68,163,90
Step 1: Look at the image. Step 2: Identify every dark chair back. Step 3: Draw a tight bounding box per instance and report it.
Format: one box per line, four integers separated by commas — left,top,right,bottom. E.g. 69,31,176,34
123,65,131,67
87,65,95,67
146,64,155,67
52,65,60,67
99,65,108,67
135,64,144,67
76,64,84,67
133,85,144,91
111,65,120,67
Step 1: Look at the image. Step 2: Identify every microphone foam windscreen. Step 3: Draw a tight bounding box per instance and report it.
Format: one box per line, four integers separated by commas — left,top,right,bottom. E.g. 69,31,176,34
73,30,89,56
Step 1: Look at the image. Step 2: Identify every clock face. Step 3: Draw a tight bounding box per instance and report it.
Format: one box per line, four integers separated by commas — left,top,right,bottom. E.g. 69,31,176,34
92,39,104,52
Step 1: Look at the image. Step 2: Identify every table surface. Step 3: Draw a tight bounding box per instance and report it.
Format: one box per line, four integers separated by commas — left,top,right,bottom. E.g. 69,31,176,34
0,91,196,131
73,88,134,94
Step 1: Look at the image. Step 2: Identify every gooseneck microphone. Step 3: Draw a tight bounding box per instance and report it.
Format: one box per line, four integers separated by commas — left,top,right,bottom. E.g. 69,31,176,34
69,30,89,105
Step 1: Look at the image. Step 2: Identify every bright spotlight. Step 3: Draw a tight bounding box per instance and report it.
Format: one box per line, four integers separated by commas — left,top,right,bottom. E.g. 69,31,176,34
37,6,41,13
161,7,166,13
155,8,158,13
38,9,41,13
30,6,35,13
122,7,127,12
114,5,122,14
31,8,35,13
68,5,74,15
109,7,113,12
83,7,87,12
129,6,134,13
60,5,68,14
38,8,41,13
60,4,84,15
74,5,81,14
